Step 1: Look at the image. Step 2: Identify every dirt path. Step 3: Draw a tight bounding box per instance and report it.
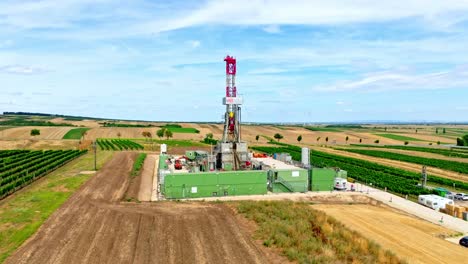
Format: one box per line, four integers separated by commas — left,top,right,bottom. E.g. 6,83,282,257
138,154,157,202
313,147,468,182
6,152,270,264
312,204,467,264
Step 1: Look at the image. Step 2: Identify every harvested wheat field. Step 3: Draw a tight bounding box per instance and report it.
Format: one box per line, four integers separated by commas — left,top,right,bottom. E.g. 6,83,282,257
313,204,466,264
0,139,79,150
0,126,73,140
5,152,272,264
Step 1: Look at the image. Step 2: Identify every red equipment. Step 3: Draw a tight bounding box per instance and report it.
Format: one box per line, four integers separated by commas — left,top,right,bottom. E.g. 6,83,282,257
174,159,182,170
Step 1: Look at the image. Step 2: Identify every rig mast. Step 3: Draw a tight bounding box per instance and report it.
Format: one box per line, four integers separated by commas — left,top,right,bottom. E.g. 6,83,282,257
214,55,248,171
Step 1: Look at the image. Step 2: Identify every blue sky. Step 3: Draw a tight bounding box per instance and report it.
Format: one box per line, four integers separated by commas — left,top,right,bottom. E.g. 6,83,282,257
1,0,468,122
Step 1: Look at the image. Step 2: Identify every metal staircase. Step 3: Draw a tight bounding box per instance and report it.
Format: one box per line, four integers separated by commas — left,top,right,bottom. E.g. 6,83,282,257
275,176,294,192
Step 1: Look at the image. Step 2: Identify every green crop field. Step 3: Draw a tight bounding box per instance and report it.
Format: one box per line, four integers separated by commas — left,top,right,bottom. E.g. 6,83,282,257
62,128,90,139
340,148,468,174
165,127,200,133
304,126,342,132
0,150,87,199
96,139,143,151
252,143,468,196
350,145,468,158
375,133,425,142
0,151,114,262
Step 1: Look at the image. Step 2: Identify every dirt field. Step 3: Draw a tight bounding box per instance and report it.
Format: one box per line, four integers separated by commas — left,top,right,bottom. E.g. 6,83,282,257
5,152,272,264
312,204,466,264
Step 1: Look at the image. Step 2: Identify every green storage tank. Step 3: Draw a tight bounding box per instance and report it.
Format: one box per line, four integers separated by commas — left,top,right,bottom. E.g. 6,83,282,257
310,168,335,191
185,151,196,160
269,169,308,193
163,170,267,199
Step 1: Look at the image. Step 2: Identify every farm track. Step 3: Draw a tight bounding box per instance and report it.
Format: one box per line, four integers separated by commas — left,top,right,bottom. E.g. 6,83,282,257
312,147,468,182
6,152,270,264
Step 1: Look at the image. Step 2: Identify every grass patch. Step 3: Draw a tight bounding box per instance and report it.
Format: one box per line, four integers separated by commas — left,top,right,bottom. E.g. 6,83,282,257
304,126,343,132
236,201,403,264
152,139,207,147
62,128,90,139
131,153,147,177
0,117,74,127
375,133,425,142
0,151,114,263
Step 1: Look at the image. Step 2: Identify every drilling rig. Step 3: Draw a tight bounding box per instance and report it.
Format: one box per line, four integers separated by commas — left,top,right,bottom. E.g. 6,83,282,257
213,55,250,171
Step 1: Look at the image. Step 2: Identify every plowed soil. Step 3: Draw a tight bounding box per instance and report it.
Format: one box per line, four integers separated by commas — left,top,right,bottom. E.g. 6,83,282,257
5,152,270,264
312,204,467,264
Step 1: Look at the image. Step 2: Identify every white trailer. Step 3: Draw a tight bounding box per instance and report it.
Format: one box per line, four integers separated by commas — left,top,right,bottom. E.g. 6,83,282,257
418,194,454,211
334,177,347,191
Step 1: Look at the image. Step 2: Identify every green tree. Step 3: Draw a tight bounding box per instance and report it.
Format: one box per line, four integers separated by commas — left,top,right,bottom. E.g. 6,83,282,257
274,133,283,142
156,128,166,139
117,132,121,139
164,129,173,140
384,127,387,132
359,138,362,143
30,129,40,136
297,135,302,143
255,135,260,142
436,128,439,134
316,137,321,142
345,136,349,144
325,137,329,144
415,129,418,134
206,133,213,139
457,138,464,146
437,141,440,145
443,128,446,134
374,139,379,144
404,141,409,145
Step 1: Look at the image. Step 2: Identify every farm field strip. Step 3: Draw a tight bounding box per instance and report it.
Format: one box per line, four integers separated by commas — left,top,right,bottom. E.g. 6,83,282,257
350,145,468,159
341,148,468,174
96,138,143,151
0,150,87,199
252,144,468,196
375,133,425,142
62,128,90,139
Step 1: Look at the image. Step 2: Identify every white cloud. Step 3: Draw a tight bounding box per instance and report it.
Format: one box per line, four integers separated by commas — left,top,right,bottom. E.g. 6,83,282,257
0,65,49,75
161,0,468,32
187,40,201,48
314,66,468,92
336,101,344,105
263,25,281,33
0,39,14,48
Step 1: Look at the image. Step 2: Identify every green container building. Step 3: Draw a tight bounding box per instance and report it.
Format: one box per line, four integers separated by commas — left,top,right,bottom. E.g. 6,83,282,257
159,154,169,170
269,169,308,193
163,170,267,199
310,168,335,191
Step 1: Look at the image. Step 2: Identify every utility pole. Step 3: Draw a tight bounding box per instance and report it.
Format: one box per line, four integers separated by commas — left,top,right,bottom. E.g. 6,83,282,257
421,165,427,188
93,141,97,171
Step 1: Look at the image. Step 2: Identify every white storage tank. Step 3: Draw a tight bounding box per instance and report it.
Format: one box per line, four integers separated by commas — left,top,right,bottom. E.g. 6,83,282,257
160,144,167,154
301,147,310,166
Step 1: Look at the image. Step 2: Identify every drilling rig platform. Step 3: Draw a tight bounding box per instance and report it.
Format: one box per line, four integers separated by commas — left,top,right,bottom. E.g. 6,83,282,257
157,56,338,199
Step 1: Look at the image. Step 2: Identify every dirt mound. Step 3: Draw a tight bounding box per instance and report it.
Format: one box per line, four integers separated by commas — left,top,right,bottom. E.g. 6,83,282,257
6,152,270,264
